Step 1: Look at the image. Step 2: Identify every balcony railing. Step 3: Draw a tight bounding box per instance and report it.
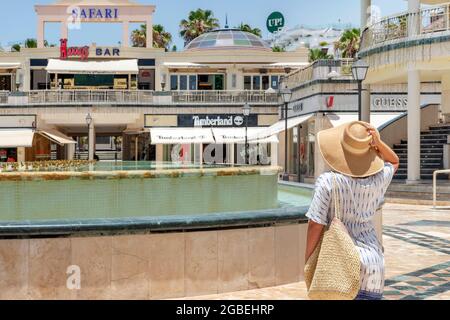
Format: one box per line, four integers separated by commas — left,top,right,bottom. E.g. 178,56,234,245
361,2,450,51
284,59,354,89
0,90,279,106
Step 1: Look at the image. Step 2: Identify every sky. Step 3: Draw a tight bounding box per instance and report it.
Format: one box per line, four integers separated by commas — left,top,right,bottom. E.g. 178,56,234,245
0,0,407,50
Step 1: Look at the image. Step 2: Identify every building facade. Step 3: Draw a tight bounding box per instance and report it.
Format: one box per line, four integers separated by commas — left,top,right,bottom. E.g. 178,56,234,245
0,0,309,164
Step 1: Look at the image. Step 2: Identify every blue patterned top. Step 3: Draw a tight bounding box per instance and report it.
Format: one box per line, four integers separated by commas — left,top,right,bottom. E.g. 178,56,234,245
306,163,395,294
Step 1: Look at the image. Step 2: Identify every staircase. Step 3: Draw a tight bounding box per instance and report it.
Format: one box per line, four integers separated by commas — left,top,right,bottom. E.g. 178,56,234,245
393,123,450,180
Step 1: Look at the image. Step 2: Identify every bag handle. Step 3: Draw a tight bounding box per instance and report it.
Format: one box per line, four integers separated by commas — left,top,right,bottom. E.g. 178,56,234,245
332,173,341,220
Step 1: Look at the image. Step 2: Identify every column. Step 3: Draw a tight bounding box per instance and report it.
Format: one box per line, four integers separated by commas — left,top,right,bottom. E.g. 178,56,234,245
37,18,45,48
407,68,421,183
60,20,68,40
271,142,278,167
361,0,372,124
88,122,95,161
408,0,421,36
360,0,372,28
66,143,75,160
361,86,371,123
122,20,130,47
441,74,450,122
146,16,153,48
17,147,26,163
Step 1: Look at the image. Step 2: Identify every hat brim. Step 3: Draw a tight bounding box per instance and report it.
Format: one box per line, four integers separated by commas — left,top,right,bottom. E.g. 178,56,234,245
317,125,385,178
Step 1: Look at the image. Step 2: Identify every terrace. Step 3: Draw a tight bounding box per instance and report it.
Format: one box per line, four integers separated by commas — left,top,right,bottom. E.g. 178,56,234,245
360,2,450,53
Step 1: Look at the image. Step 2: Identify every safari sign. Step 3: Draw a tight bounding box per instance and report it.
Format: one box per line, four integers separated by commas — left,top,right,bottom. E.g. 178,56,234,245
267,11,285,33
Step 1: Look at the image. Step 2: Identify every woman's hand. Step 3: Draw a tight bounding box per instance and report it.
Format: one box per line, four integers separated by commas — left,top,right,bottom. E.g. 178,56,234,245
367,126,382,149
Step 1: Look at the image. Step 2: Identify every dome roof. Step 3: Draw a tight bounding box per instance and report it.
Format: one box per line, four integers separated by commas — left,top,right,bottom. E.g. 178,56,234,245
185,29,271,52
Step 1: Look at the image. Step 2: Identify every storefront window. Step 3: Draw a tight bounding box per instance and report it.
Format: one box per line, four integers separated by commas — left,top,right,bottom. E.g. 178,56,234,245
244,76,252,90
271,76,279,89
253,76,260,90
307,120,316,177
170,75,178,90
0,75,12,91
262,76,270,90
189,75,197,90
179,75,188,90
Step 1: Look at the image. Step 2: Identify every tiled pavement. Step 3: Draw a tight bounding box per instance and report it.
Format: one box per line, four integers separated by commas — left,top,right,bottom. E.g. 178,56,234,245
182,203,449,300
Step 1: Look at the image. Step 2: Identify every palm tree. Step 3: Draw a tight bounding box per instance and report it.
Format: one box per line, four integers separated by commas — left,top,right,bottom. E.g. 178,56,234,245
153,24,172,50
11,44,21,52
272,46,285,52
308,48,334,62
334,28,360,58
236,23,262,37
131,24,172,50
179,9,220,44
11,38,50,51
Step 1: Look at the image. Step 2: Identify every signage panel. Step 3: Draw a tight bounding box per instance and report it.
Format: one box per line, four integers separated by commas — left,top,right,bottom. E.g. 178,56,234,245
178,114,258,128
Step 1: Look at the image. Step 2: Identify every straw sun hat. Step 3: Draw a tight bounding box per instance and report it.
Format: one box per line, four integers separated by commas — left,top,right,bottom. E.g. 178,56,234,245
317,121,384,178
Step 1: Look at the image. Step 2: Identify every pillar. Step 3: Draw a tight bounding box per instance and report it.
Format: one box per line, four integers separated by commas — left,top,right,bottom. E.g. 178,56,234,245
407,68,421,183
360,0,372,124
122,20,130,47
441,74,450,121
66,143,75,160
360,0,372,28
361,86,371,123
88,122,95,161
271,142,278,166
146,16,153,49
17,147,26,163
60,20,68,40
408,0,421,36
37,18,45,48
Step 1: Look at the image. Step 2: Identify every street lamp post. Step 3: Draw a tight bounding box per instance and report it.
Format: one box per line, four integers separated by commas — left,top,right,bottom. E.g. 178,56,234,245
242,103,251,165
279,82,293,181
351,59,369,121
85,113,93,161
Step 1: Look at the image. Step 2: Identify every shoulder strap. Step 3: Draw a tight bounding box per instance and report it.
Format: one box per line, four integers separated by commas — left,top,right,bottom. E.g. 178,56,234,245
332,173,341,220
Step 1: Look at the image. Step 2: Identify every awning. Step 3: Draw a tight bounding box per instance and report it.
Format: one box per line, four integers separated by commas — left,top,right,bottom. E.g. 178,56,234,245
327,112,405,130
46,59,139,74
150,128,215,145
212,128,279,144
0,129,34,148
264,114,314,137
0,62,21,69
38,129,76,146
163,62,208,68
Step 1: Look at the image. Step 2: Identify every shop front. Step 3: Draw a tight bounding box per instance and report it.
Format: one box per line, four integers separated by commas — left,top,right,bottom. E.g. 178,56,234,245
278,84,441,183
145,112,279,165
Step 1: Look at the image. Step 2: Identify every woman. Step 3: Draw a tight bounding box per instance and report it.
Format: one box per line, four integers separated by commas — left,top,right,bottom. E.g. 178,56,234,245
305,121,399,300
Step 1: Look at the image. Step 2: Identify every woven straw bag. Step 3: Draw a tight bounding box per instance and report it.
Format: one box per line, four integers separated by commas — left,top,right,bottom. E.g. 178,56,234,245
304,173,361,300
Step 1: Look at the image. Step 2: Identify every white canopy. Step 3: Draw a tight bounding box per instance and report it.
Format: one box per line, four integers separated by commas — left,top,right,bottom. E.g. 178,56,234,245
0,62,21,69
0,129,34,148
212,128,279,144
38,129,76,146
246,114,314,142
327,112,405,130
150,128,215,145
46,59,139,74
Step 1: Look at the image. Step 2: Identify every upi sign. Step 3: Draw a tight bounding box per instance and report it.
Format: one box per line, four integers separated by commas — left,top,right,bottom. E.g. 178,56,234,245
267,12,285,33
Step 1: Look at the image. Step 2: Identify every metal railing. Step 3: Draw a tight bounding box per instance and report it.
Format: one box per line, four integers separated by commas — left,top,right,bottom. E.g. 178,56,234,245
433,169,450,208
0,90,279,106
172,90,279,104
361,2,450,50
284,59,354,89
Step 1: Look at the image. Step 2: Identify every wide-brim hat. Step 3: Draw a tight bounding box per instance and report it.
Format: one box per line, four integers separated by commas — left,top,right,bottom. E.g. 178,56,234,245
317,121,384,178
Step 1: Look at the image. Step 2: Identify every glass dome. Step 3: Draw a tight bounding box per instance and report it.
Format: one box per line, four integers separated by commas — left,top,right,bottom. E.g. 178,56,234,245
185,29,272,52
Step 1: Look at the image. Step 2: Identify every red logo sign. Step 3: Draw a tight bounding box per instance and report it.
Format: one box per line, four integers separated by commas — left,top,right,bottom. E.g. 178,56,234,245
60,39,89,60
326,96,334,108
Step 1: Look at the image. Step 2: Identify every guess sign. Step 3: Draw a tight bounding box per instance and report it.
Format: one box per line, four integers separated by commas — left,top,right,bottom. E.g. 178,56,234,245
60,39,89,60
